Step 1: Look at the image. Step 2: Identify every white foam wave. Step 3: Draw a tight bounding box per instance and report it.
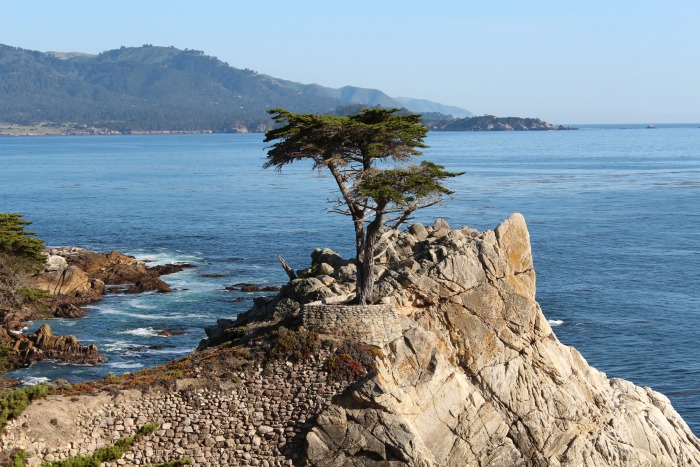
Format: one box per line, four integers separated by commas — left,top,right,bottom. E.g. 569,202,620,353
124,298,156,310
10,324,32,335
128,251,203,266
103,340,148,354
22,376,50,386
99,307,204,320
119,327,160,337
108,362,144,369
548,319,564,326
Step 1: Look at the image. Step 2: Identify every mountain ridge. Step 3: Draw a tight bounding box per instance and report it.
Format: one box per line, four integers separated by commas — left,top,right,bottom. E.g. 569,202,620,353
0,43,472,133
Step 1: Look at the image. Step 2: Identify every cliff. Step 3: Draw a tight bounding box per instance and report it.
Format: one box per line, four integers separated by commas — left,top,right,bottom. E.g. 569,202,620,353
205,213,699,465
2,215,698,466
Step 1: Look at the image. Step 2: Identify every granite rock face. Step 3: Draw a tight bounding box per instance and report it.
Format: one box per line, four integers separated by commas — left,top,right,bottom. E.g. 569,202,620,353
303,214,700,466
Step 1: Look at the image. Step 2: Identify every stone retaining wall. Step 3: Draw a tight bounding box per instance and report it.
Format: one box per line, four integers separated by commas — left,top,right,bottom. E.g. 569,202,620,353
303,304,403,347
1,355,351,466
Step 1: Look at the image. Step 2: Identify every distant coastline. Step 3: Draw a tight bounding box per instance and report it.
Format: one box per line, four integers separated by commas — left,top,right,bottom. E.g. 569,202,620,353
0,115,577,137
3,121,697,137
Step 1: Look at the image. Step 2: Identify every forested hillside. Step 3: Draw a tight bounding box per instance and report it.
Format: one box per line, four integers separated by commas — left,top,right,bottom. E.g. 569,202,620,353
0,44,472,133
0,44,342,132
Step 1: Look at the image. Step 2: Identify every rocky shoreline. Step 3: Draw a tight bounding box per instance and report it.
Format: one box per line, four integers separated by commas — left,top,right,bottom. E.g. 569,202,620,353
1,215,699,466
0,247,190,380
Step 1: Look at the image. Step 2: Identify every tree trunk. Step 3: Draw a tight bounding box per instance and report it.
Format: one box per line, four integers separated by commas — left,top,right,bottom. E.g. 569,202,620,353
355,212,383,305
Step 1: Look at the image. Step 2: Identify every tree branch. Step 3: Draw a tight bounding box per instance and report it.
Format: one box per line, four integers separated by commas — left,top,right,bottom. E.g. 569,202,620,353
327,162,363,221
278,254,297,281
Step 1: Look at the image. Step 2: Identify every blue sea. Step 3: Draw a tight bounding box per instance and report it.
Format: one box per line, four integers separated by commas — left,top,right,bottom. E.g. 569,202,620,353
1,126,698,434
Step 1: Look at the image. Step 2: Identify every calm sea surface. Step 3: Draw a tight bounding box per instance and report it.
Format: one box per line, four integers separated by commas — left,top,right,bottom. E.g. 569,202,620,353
1,127,698,434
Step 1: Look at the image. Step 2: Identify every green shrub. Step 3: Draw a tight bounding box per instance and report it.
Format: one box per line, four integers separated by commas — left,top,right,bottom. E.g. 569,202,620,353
0,383,49,430
10,449,27,467
146,458,193,467
267,327,320,362
136,422,159,437
0,343,18,373
16,286,52,303
325,341,381,382
44,454,101,467
43,423,159,466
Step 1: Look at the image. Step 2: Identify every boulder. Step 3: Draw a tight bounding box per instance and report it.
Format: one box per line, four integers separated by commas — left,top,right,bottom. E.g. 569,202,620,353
34,263,92,296
310,248,347,269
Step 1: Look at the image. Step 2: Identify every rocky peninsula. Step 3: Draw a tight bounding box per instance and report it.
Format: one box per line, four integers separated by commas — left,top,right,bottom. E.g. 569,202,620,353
1,214,698,466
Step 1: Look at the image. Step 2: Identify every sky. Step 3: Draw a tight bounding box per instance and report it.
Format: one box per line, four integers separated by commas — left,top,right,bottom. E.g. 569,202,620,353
2,0,699,124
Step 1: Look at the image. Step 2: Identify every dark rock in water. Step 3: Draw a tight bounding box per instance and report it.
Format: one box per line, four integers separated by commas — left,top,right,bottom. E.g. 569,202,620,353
148,345,164,350
155,329,187,337
52,304,84,319
225,283,260,292
122,276,171,294
224,283,273,292
201,273,227,278
148,263,195,276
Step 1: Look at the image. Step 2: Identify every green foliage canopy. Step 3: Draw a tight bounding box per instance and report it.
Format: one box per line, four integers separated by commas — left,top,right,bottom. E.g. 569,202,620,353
0,213,45,265
264,108,462,304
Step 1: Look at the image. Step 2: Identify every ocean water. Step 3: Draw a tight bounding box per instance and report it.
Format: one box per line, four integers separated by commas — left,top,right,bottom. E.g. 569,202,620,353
1,127,698,434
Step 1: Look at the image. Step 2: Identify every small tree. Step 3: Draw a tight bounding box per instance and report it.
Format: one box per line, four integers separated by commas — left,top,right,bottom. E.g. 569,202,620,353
264,108,462,305
0,213,45,266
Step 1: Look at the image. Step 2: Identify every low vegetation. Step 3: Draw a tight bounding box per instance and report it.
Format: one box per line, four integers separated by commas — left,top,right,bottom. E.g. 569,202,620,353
265,327,320,362
41,422,162,466
0,384,49,430
0,343,17,373
7,449,26,467
325,341,381,381
146,459,193,467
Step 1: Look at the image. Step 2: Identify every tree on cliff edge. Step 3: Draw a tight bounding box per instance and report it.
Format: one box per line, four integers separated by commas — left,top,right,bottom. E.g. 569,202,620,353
264,108,462,305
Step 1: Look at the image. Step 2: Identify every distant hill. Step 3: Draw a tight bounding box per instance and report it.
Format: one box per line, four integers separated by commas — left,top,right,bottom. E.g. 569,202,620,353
394,97,473,118
0,44,472,133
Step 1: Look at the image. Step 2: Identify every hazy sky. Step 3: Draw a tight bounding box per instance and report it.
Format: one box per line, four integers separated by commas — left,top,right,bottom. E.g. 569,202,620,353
2,0,699,123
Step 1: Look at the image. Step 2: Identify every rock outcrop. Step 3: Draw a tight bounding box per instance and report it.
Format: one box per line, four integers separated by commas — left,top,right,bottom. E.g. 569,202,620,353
36,248,174,300
202,213,700,466
9,323,105,366
304,214,700,466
